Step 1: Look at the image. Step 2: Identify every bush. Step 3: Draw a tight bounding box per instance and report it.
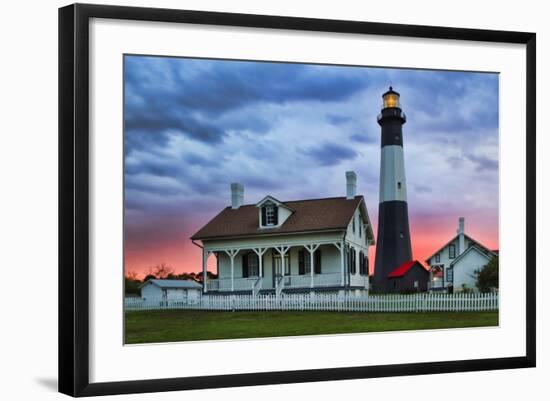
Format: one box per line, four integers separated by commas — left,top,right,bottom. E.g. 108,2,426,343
125,278,141,295
474,256,499,293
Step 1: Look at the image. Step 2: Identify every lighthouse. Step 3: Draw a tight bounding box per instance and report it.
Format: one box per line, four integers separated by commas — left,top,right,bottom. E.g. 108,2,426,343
373,87,413,292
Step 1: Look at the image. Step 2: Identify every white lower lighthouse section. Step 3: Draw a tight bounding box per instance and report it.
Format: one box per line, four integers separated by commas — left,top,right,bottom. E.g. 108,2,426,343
379,145,408,203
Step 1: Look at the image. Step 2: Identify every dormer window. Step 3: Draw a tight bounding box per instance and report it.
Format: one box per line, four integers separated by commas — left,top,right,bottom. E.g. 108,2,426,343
261,202,278,227
265,205,275,225
256,195,290,228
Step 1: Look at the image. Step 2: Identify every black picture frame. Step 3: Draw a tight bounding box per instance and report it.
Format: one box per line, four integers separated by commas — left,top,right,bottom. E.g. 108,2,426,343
58,3,536,397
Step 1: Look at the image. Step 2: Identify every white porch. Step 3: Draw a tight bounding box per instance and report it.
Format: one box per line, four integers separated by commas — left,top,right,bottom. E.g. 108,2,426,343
428,264,448,292
202,240,369,295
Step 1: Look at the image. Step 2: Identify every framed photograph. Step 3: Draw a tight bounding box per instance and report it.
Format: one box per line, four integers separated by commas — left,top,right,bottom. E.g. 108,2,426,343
58,3,536,397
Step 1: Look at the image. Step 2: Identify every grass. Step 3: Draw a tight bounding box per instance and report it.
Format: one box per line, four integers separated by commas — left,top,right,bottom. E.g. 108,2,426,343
125,310,498,344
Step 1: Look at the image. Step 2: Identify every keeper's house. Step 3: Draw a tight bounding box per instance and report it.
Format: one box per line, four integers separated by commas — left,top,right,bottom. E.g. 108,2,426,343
191,172,374,296
426,217,497,293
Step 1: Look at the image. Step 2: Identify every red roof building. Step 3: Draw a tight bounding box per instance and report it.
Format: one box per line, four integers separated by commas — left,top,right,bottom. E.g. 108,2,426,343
385,260,429,292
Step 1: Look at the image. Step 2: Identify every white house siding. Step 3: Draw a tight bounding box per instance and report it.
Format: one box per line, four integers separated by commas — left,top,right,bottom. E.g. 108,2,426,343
427,237,460,288
427,237,483,289
166,288,187,300
140,282,201,300
141,282,161,299
452,250,492,292
277,206,293,226
345,207,370,280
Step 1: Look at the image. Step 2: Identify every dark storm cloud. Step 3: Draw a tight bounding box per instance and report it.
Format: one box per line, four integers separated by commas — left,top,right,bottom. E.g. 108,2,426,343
125,108,225,144
384,69,499,137
304,143,358,166
124,56,371,151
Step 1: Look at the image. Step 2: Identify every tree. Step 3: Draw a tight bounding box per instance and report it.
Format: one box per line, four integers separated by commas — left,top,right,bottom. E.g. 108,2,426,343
124,270,141,295
474,256,499,293
125,270,139,281
143,274,156,282
152,263,174,279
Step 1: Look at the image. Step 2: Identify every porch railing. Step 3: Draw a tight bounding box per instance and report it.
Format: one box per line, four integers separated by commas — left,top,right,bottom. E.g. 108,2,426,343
206,277,257,291
313,272,342,287
349,275,368,288
207,273,368,292
275,273,343,289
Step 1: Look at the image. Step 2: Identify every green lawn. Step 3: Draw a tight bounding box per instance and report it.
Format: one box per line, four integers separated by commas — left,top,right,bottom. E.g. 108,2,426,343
125,310,498,344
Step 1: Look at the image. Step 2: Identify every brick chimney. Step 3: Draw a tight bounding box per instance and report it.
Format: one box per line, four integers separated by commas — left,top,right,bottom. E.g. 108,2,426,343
457,217,465,255
231,183,244,209
346,171,357,199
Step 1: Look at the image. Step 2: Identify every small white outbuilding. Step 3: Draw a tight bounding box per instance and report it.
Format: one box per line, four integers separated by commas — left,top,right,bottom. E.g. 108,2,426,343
139,279,202,302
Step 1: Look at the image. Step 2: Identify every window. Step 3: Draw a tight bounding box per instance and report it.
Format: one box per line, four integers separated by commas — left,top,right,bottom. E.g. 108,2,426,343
265,205,275,225
359,251,368,275
446,267,454,282
359,222,362,238
399,231,404,239
352,215,356,233
247,253,259,277
414,280,419,288
449,244,456,259
435,253,440,263
299,250,314,275
349,247,356,274
304,253,312,274
397,182,402,189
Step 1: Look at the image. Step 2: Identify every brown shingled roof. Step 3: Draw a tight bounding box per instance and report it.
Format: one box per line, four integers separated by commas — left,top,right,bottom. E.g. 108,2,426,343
191,196,364,241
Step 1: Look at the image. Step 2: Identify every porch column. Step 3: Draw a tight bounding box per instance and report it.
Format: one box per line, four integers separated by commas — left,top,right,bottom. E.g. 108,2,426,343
224,249,238,292
252,247,268,291
202,249,208,293
339,242,345,286
305,244,320,288
274,246,290,291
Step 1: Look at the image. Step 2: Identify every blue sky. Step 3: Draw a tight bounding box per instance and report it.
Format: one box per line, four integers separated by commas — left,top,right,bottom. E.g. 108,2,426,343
123,55,499,275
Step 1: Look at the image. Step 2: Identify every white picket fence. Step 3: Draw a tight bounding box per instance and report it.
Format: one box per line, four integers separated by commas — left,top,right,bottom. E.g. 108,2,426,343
125,292,498,313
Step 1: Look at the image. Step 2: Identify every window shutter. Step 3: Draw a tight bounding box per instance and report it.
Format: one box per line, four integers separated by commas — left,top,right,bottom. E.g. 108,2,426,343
351,249,356,274
359,251,364,274
273,206,278,225
314,250,321,274
261,207,267,226
365,255,369,275
242,253,249,278
298,250,305,275
260,253,264,277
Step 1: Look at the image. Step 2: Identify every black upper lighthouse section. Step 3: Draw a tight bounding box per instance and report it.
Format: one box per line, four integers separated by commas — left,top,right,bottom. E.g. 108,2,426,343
377,87,407,146
373,87,413,293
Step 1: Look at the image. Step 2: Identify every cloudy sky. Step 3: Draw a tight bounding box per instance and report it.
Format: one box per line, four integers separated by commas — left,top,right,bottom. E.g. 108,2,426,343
124,55,499,277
